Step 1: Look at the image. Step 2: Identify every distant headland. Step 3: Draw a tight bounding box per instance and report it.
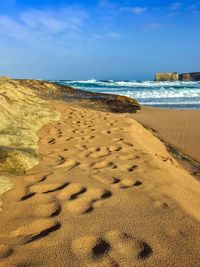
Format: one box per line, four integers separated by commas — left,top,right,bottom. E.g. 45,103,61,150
155,72,200,81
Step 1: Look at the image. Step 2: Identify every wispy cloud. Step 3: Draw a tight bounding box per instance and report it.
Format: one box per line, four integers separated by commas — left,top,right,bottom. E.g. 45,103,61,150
20,8,88,33
0,6,89,43
0,15,29,40
121,6,147,15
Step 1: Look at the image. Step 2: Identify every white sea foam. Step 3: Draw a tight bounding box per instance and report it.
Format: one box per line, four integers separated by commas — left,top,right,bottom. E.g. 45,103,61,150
62,80,200,88
117,89,200,99
139,101,200,105
66,79,97,84
69,87,200,99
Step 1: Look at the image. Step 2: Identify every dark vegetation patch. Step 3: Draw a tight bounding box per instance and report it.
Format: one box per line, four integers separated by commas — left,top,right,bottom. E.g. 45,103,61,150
18,79,141,114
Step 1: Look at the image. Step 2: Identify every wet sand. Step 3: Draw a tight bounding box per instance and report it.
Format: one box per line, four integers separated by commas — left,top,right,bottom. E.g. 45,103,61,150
131,107,200,163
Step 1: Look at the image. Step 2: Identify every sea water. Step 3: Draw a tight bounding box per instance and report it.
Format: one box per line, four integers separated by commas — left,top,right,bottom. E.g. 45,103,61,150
52,80,200,109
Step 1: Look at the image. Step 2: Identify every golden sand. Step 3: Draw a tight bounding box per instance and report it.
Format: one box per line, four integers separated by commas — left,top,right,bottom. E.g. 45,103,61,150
1,79,200,266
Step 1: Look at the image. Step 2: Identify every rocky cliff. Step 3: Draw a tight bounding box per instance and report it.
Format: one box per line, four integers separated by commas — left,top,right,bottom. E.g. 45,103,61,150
156,72,200,81
179,72,200,81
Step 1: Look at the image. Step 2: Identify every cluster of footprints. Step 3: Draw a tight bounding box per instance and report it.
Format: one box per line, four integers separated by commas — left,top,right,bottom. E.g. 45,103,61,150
0,106,152,266
72,231,152,266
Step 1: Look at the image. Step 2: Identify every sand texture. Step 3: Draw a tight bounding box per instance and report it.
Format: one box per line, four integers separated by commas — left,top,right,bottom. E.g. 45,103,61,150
131,107,200,163
1,99,200,267
0,77,59,201
0,77,59,173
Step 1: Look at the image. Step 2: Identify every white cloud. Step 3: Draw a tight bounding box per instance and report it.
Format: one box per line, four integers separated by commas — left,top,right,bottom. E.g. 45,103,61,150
122,6,147,15
20,8,88,33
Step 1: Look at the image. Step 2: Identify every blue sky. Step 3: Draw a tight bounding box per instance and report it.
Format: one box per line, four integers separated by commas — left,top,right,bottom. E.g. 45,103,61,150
0,0,200,80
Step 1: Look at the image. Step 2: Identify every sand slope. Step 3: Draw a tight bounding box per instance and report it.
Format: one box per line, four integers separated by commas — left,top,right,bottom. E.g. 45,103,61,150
1,101,200,267
0,77,59,201
0,77,59,173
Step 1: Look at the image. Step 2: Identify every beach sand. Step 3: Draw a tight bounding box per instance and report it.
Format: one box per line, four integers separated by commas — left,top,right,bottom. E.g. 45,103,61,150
1,97,200,266
1,79,200,266
131,107,200,163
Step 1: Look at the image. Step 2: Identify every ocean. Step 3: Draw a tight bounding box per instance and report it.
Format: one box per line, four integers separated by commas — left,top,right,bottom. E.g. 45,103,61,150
52,80,200,109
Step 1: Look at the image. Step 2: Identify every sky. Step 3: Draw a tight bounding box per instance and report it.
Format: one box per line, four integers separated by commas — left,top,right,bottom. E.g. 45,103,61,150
0,0,200,80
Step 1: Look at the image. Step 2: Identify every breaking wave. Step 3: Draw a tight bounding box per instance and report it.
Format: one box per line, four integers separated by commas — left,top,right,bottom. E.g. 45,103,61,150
51,79,200,109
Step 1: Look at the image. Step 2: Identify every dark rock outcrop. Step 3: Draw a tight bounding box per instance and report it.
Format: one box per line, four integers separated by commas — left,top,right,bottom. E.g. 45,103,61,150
179,72,200,81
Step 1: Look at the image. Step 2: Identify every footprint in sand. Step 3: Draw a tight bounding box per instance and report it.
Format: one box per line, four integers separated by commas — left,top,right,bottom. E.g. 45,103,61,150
66,137,74,141
79,160,117,171
72,231,152,265
1,219,61,245
47,138,56,145
24,172,52,184
92,174,143,189
105,230,153,260
81,135,95,141
102,130,112,135
119,163,138,172
55,159,80,171
63,188,112,215
57,183,86,201
30,181,69,194
114,178,143,189
33,201,61,218
0,245,13,259
108,145,122,152
72,236,110,259
91,161,117,170
89,147,110,159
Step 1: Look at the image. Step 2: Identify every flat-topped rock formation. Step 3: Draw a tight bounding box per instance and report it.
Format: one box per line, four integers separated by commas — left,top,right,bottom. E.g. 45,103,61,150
155,72,200,81
155,73,179,81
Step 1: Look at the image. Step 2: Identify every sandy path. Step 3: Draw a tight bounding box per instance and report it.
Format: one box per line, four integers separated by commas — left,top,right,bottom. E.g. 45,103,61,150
1,101,200,267
131,107,200,163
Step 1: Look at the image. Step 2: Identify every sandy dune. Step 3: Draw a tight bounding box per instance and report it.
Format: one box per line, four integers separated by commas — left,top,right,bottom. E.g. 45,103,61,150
131,107,200,163
0,77,59,174
1,100,200,267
